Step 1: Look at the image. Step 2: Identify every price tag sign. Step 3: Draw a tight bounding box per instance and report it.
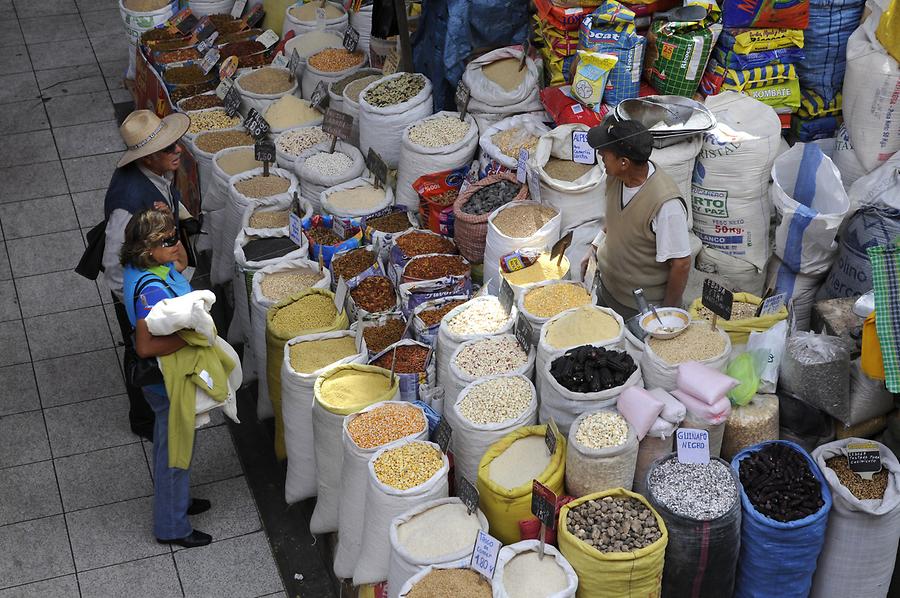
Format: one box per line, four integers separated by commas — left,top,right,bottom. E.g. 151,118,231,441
531,480,558,529
382,49,399,75
676,428,710,465
847,442,882,480
366,148,388,189
315,7,327,29
222,82,241,117
243,108,271,139
244,4,264,27
219,54,239,80
231,0,248,18
514,312,533,353
550,231,573,265
434,417,452,453
256,29,279,49
197,30,219,54
254,138,276,163
456,80,471,122
516,149,529,184
334,275,348,314
271,52,288,68
758,293,787,316
519,36,530,71
545,418,559,456
322,108,353,142
469,530,501,581
343,25,360,53
286,48,301,79
572,130,595,165
498,278,514,315
168,8,198,35
702,278,733,322
526,163,542,202
310,80,330,113
458,477,479,515
289,192,304,246
199,48,220,75
215,76,234,99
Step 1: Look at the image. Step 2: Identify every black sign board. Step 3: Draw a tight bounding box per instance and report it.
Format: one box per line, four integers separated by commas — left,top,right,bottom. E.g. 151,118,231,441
848,442,883,479
498,277,514,316
458,477,479,515
243,108,270,140
518,35,530,71
434,417,452,454
254,139,276,176
343,25,360,53
550,231,573,265
456,80,471,122
286,48,301,81
514,312,532,353
223,82,241,117
245,4,264,27
172,10,199,35
545,418,558,456
702,278,733,321
531,480,557,529
310,80,330,113
322,108,353,142
366,148,388,189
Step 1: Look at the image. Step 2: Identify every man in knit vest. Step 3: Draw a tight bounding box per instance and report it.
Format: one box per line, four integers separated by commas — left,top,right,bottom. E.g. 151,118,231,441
584,118,692,319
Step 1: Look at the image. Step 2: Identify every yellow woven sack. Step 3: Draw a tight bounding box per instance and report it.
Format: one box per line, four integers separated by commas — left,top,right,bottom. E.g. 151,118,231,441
558,488,669,598
477,425,566,544
266,288,349,459
861,312,886,380
688,292,788,345
876,0,900,63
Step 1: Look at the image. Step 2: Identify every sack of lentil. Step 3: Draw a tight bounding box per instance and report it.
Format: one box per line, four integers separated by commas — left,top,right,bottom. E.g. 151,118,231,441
353,440,450,585
310,363,401,533
479,114,551,176
519,281,593,348
267,288,350,460
484,201,562,294
731,441,832,598
388,229,460,284
398,277,472,320
779,332,851,422
558,488,669,598
453,172,530,263
566,409,639,497
300,48,366,100
254,259,330,422
295,140,366,213
398,564,494,597
688,292,788,346
333,400,429,579
395,112,480,210
367,340,435,403
477,424,567,544
646,454,742,598
274,125,330,170
493,540,579,598
640,323,732,392
282,1,348,37
722,394,779,461
540,345,644,436
282,329,365,503
321,177,395,231
411,296,469,347
235,66,300,118
436,296,517,386
387,497,490,598
445,374,538,489
809,438,900,598
358,73,435,169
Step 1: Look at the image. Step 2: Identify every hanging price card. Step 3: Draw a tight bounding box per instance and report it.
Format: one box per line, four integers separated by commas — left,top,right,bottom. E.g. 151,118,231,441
469,530,501,580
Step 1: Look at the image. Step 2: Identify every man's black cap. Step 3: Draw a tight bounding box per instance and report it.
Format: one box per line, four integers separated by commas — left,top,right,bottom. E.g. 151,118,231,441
587,117,653,162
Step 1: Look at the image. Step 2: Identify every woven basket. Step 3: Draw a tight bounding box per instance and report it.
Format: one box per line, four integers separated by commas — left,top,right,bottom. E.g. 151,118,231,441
452,172,528,263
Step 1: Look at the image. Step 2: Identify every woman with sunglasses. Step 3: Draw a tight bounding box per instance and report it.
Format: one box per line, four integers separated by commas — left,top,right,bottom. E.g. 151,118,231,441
120,208,213,549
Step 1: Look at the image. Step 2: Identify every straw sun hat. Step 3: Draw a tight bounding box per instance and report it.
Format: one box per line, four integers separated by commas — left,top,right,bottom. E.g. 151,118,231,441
117,109,191,168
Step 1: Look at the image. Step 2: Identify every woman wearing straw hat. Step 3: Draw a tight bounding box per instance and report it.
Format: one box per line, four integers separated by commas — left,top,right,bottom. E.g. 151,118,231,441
103,110,191,441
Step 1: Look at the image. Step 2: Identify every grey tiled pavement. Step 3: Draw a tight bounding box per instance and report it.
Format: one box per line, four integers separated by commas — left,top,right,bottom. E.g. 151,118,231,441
0,3,284,596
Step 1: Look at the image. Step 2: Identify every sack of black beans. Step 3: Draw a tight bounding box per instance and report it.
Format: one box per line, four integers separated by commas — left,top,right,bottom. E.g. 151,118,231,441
358,73,434,169
810,439,900,598
295,140,366,213
566,409,639,497
731,440,832,598
780,332,851,422
647,454,742,598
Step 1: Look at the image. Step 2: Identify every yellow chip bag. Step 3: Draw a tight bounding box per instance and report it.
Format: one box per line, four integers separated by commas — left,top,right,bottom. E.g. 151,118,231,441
571,50,618,107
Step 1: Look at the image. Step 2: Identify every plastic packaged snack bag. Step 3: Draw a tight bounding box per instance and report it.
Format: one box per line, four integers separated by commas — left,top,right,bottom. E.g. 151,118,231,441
572,50,618,107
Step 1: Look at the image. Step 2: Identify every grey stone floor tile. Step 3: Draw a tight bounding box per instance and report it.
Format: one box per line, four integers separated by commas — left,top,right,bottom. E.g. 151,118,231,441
0,45,31,76
0,20,23,48
0,460,63,526
76,0,119,12
103,302,123,345
90,33,131,65
7,230,84,277
0,515,74,590
0,246,9,281
98,59,128,80
176,476,261,548
0,280,19,322
66,496,169,571
62,152,119,193
0,410,50,468
56,443,152,511
45,91,114,128
16,270,101,318
0,195,78,240
45,394,135,457
0,320,29,367
25,305,112,361
71,189,105,227
34,348,125,407
109,87,134,105
78,554,183,598
0,362,40,415
0,72,39,105
95,274,116,304
54,120,125,159
175,531,283,598
0,575,79,598
0,98,49,134
29,38,97,71
20,13,87,45
82,9,123,39
187,425,243,487
13,0,78,18
0,161,68,204
0,129,58,166
35,63,107,99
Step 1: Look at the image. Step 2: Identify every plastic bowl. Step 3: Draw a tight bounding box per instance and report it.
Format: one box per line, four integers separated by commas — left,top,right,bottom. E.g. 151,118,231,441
640,307,690,339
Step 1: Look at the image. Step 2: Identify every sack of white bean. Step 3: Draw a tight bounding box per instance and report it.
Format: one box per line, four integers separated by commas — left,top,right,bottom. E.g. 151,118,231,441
274,125,330,170
445,374,538,489
358,73,435,169
295,140,366,213
281,329,365,503
641,323,732,392
566,409,639,497
446,335,535,408
435,296,516,386
387,498,490,598
483,201,562,294
493,540,579,598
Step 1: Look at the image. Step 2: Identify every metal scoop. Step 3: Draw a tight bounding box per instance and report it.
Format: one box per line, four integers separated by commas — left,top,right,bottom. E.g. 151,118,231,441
657,5,708,22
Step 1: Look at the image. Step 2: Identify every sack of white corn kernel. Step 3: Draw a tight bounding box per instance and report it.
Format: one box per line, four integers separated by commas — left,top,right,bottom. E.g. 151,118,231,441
282,329,365,504
461,47,544,135
539,347,644,436
235,66,301,117
518,281,591,349
446,335,536,408
565,408,639,497
412,295,470,348
359,72,435,169
493,540,579,598
353,440,450,585
367,339,436,403
395,111,480,211
253,258,330,422
321,176,395,232
310,364,401,533
218,166,299,290
483,201,562,295
301,54,367,101
479,114,551,177
295,140,366,213
436,296,517,387
445,374,538,489
333,400,429,579
387,497,490,598
275,125,328,170
640,326,732,392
